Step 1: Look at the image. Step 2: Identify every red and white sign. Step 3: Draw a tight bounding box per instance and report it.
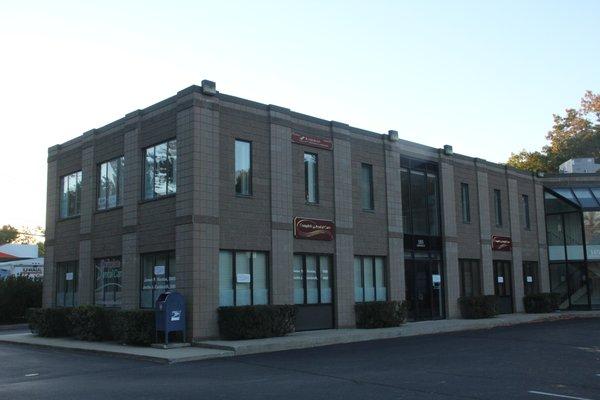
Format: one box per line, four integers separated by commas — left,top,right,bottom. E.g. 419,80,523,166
293,217,335,241
291,133,333,150
491,236,512,251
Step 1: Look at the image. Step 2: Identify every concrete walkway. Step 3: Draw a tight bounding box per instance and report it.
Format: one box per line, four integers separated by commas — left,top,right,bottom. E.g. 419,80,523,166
1,310,598,363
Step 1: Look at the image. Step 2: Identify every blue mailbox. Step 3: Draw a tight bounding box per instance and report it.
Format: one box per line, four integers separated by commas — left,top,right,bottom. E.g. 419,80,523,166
155,291,186,345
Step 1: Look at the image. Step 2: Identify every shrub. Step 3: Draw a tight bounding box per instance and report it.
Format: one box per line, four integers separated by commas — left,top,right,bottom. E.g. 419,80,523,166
111,310,155,346
459,295,499,319
27,307,73,337
355,301,407,329
0,276,42,324
68,306,111,341
218,305,296,340
523,293,561,313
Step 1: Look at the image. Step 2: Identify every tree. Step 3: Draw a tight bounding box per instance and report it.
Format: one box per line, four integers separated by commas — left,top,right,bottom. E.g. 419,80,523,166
0,225,19,244
507,91,600,173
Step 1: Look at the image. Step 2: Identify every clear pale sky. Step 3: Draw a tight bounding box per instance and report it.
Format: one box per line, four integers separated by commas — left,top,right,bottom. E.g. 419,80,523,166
1,1,599,230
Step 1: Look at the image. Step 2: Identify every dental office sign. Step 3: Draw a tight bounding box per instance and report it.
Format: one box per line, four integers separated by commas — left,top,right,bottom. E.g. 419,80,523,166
491,235,512,251
294,217,335,241
291,133,333,150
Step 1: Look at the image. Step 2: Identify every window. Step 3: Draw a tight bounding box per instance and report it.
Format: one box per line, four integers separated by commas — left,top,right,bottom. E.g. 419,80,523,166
304,152,318,204
522,194,531,230
219,250,268,306
144,140,177,200
140,251,176,308
461,183,471,223
459,259,481,297
361,163,374,210
354,256,387,302
98,157,124,210
94,257,122,307
293,254,332,304
494,189,503,227
235,140,252,195
56,261,77,307
60,171,82,218
522,261,539,296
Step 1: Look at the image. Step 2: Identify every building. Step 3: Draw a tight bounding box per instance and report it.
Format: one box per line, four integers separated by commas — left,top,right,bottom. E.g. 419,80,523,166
559,158,600,174
43,80,600,339
0,244,43,279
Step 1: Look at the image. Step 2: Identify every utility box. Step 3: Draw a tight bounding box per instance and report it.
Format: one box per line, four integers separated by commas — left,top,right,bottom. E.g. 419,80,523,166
155,291,186,345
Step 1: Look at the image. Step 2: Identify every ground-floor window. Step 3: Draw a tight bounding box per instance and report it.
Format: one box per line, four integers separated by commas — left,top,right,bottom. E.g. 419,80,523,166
94,257,122,307
56,261,77,307
459,259,481,297
140,251,176,309
219,250,269,306
522,261,539,296
293,254,332,304
354,256,386,302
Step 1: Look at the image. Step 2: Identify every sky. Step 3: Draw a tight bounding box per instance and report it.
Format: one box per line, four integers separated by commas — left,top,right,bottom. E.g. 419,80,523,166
1,0,599,230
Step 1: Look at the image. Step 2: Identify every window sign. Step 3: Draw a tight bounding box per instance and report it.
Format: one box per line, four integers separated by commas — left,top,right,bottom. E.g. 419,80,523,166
66,272,74,281
526,276,533,283
219,251,268,306
236,273,251,283
154,265,165,276
140,252,176,309
94,257,122,307
432,274,441,283
497,276,504,283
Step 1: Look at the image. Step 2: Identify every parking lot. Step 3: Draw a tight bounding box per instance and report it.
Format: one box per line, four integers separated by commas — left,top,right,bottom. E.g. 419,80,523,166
0,318,599,400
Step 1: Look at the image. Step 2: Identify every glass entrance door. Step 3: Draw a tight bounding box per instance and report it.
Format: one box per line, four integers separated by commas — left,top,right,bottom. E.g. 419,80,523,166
493,260,513,314
405,256,444,321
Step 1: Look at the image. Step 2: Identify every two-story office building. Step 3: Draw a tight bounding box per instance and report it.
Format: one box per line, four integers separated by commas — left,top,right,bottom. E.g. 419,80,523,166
43,80,600,340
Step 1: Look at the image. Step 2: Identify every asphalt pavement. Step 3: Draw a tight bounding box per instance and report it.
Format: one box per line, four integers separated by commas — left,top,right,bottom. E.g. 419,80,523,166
0,318,599,400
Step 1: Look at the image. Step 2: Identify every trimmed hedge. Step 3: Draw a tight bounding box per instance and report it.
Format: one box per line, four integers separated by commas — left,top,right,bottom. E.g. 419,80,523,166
355,301,407,329
523,293,561,313
459,295,499,319
27,307,155,346
0,276,42,324
218,305,296,340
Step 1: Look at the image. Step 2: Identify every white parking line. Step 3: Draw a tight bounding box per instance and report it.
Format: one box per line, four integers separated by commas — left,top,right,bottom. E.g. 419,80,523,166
24,373,39,377
528,390,595,400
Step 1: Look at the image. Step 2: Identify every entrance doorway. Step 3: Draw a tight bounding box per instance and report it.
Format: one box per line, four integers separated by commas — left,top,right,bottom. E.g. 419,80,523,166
493,260,513,314
293,254,334,331
405,254,444,321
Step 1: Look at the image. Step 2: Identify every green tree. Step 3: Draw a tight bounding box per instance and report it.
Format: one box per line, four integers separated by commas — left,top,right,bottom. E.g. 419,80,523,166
507,91,600,172
0,225,19,244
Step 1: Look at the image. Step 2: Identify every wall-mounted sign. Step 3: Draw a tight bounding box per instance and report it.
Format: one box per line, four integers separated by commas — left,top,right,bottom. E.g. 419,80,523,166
293,217,335,241
291,133,333,150
491,236,512,251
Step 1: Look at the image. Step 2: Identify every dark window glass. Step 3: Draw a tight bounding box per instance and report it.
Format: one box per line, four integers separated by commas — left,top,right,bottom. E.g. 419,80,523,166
218,250,269,306
304,153,318,204
522,194,531,230
235,140,252,195
522,261,539,295
94,257,122,307
98,157,124,210
494,189,503,227
564,212,584,260
584,211,600,260
293,254,333,305
144,140,177,200
354,256,387,302
573,188,599,208
411,170,428,235
401,167,411,233
546,213,566,261
361,163,374,210
427,172,439,236
56,261,77,307
60,171,82,218
459,259,481,297
140,251,176,308
461,183,470,223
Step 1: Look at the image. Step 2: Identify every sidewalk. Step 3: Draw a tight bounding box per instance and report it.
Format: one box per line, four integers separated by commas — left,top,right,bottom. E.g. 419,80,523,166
1,310,598,363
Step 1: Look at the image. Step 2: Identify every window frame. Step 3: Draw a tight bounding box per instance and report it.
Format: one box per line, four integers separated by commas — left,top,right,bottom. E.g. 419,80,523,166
459,258,482,297
304,152,319,204
97,156,124,211
293,253,333,305
461,183,471,223
354,256,388,302
139,250,176,309
55,261,78,307
219,249,270,306
235,139,253,196
522,194,531,230
142,139,177,201
93,256,122,308
361,163,374,211
494,189,503,227
59,171,82,218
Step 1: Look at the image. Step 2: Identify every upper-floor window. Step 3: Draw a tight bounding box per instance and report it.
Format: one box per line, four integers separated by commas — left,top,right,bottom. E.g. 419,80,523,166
361,163,374,210
522,194,531,230
60,171,82,218
144,140,177,200
97,157,124,210
304,152,319,204
494,189,503,227
461,183,471,223
235,140,252,195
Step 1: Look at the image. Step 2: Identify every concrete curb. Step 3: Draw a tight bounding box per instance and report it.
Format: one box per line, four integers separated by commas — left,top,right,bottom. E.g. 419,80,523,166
0,323,28,331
